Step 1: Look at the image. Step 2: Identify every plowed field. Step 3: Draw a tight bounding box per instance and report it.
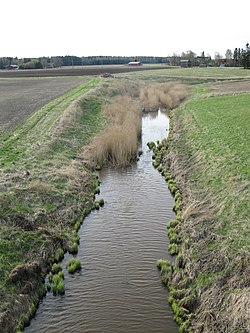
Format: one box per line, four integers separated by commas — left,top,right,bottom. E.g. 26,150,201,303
0,77,88,132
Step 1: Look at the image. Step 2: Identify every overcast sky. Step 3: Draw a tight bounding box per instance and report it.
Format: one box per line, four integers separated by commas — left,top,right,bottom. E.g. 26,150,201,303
1,0,249,59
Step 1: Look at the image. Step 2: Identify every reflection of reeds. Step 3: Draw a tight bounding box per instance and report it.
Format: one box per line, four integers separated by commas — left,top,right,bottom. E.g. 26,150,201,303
88,96,142,167
140,82,188,111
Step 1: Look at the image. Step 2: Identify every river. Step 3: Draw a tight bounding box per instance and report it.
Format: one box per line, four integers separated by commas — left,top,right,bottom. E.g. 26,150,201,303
25,109,178,333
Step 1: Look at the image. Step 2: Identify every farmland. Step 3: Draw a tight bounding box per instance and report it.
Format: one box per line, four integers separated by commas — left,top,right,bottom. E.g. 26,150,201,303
0,66,250,332
0,77,90,132
0,64,169,78
155,75,250,332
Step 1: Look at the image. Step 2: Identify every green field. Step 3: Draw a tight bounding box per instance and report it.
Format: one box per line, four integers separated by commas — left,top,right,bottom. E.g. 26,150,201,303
179,93,249,245
159,81,250,332
124,66,250,83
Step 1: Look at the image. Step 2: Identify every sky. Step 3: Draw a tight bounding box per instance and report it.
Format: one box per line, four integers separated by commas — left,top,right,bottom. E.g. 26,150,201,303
1,0,249,59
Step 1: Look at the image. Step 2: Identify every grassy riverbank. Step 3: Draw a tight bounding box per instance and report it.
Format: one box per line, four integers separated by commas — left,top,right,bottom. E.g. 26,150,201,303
0,77,108,331
0,75,157,332
158,86,250,332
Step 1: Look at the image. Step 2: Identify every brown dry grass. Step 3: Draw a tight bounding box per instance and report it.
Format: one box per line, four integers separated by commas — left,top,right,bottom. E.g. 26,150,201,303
86,95,141,167
85,81,187,167
139,82,188,111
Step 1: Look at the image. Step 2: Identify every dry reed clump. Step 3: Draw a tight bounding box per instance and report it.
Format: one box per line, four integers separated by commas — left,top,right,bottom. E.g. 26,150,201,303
86,95,141,167
139,82,188,111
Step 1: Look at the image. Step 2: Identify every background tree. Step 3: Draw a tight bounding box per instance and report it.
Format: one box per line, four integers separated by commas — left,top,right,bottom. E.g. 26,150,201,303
225,49,233,66
51,56,63,68
181,50,197,66
214,52,223,66
40,57,48,69
241,43,250,69
233,48,239,66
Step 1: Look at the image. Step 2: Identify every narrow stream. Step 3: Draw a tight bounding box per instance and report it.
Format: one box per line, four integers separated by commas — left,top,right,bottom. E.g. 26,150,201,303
25,110,178,333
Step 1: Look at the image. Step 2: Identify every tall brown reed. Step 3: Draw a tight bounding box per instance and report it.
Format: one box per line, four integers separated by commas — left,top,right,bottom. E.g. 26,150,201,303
140,83,188,111
88,95,142,167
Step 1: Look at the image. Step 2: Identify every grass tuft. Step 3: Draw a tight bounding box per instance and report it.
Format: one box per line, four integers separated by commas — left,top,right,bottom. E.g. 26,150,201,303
66,258,81,274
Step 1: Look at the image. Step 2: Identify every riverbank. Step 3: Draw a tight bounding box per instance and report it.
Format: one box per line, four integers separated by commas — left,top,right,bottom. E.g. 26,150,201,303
1,68,249,332
157,83,250,332
0,78,103,331
2,76,182,332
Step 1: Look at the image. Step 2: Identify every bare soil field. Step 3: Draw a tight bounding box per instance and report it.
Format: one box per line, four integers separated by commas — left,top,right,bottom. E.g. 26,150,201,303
209,79,250,93
0,65,169,78
0,77,88,133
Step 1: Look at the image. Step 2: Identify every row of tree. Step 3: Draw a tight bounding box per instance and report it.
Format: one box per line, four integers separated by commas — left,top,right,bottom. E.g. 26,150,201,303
1,44,249,69
0,56,170,70
169,44,250,68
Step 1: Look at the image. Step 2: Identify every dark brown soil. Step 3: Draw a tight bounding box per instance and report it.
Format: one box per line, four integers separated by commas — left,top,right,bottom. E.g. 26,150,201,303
0,65,169,78
0,77,87,133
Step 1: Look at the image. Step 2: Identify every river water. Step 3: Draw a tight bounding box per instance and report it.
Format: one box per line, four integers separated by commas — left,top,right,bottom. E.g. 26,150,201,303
25,110,178,333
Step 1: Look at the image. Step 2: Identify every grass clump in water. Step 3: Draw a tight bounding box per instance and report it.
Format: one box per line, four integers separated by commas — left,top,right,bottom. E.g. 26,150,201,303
156,259,172,286
68,242,78,254
52,273,65,295
66,258,81,274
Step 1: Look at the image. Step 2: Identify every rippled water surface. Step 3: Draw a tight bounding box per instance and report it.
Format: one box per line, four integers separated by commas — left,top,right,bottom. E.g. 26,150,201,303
25,110,178,333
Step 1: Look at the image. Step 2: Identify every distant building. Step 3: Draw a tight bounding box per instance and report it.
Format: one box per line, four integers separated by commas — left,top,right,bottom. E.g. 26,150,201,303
180,60,192,68
196,56,211,67
128,61,142,66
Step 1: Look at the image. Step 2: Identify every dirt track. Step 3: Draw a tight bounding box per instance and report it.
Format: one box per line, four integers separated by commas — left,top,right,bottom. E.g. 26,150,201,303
0,77,87,133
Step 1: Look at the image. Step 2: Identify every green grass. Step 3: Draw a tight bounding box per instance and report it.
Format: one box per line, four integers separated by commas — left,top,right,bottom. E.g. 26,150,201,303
178,93,250,251
123,66,250,83
0,77,105,326
66,258,81,274
52,272,65,295
157,83,250,332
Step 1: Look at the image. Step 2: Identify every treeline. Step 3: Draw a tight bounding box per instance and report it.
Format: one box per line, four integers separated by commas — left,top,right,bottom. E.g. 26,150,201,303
232,43,250,68
1,43,249,69
62,55,169,66
170,43,250,68
0,55,169,70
